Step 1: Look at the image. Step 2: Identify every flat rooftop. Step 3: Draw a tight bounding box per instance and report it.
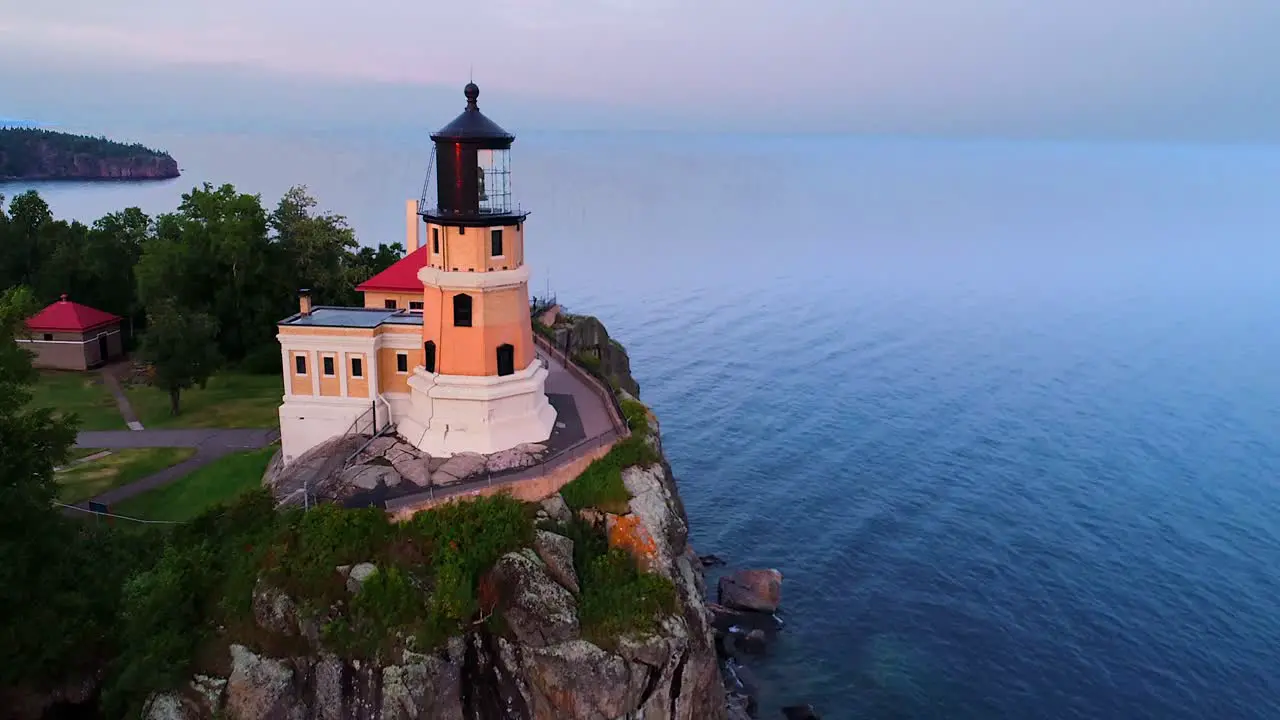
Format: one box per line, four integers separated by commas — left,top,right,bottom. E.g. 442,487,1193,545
279,306,424,329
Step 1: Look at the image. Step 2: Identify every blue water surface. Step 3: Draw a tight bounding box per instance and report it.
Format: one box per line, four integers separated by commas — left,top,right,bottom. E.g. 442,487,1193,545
8,129,1280,719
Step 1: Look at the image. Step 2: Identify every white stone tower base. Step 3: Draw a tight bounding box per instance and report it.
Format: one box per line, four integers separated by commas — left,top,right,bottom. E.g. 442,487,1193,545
397,360,557,457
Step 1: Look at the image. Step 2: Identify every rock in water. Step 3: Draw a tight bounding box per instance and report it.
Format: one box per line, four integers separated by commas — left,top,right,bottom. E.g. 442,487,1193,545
718,569,783,613
783,704,823,719
533,530,580,594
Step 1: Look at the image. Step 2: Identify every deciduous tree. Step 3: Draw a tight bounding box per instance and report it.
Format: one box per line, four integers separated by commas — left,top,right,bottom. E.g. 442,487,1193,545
140,299,221,416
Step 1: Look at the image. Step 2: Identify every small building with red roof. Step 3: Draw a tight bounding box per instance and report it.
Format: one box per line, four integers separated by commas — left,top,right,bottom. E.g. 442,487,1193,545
20,294,124,370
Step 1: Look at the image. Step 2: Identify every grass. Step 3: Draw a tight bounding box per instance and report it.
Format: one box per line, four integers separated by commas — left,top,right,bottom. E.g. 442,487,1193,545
27,371,125,431
126,372,283,429
66,447,107,462
55,447,197,504
112,446,277,522
559,396,659,514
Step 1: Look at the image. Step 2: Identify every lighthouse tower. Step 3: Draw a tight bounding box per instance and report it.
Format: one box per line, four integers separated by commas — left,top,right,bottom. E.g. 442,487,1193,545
396,83,557,456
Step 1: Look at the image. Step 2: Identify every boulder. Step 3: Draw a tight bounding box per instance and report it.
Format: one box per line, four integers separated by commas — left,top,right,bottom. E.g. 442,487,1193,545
381,637,465,720
362,435,399,458
539,493,572,525
521,640,650,718
431,452,487,486
251,579,299,636
341,464,403,490
533,530,579,594
313,655,345,720
783,705,823,719
486,443,547,473
391,458,431,487
699,553,728,567
383,442,423,467
142,693,198,720
718,569,783,613
491,551,579,647
346,563,378,594
225,645,297,720
579,507,605,528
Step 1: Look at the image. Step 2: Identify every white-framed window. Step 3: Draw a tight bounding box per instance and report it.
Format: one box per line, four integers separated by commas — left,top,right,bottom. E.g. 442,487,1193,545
396,352,408,374
322,354,336,377
351,356,364,378
490,228,504,258
294,353,308,376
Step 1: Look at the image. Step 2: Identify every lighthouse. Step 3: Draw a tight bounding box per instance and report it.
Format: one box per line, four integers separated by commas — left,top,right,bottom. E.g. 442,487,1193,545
395,83,557,455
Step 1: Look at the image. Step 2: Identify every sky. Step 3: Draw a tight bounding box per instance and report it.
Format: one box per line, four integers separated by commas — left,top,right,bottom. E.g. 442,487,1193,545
3,0,1280,141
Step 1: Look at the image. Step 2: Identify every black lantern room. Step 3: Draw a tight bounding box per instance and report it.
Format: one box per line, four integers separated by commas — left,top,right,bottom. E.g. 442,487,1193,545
420,83,526,226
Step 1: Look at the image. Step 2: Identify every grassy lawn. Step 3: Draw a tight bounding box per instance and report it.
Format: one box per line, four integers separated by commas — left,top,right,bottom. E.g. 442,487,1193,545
66,447,107,462
113,446,278,522
55,447,197,504
27,371,125,431
126,372,283,430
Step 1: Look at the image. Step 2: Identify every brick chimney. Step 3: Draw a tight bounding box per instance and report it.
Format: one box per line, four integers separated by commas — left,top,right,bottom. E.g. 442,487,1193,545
298,288,312,316
405,199,420,254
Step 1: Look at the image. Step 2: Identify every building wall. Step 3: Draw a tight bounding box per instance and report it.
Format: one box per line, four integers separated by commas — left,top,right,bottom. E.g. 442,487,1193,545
347,352,370,399
318,351,342,397
426,222,524,273
20,325,123,370
362,291,422,311
377,346,422,394
420,282,533,377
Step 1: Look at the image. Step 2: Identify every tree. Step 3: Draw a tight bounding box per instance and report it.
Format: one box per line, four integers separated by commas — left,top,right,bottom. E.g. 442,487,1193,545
139,183,282,363
140,299,221,416
272,185,359,305
0,285,83,685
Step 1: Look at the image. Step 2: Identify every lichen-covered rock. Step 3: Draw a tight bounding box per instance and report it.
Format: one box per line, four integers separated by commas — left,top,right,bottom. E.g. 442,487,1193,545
381,637,465,720
492,551,579,647
539,493,572,525
225,645,298,720
142,693,198,720
252,579,299,636
533,530,579,595
312,654,344,720
606,512,663,574
346,562,378,594
522,640,650,718
718,569,783,614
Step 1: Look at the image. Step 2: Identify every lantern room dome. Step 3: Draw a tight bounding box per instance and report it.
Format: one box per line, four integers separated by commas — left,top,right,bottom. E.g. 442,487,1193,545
430,83,514,145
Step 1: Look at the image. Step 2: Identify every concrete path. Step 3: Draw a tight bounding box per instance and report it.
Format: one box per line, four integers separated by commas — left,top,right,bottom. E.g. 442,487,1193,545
538,351,614,440
99,369,145,431
69,427,280,510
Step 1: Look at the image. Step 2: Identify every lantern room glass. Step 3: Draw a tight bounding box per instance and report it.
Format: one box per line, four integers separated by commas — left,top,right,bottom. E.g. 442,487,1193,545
477,148,513,214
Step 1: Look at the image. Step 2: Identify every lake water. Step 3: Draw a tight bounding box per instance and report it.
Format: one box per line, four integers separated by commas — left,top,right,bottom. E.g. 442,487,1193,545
8,130,1280,719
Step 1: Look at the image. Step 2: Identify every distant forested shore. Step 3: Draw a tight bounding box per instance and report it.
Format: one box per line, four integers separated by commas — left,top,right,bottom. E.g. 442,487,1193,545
0,128,180,181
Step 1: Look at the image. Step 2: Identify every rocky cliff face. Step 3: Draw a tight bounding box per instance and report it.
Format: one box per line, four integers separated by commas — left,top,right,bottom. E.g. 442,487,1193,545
540,310,640,398
143,409,726,720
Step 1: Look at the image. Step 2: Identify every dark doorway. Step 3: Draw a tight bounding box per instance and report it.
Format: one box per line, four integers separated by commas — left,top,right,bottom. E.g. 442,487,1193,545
496,344,515,376
424,341,437,373
97,334,109,365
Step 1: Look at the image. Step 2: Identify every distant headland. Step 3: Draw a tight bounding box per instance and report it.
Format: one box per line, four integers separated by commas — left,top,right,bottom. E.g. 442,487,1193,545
0,128,180,181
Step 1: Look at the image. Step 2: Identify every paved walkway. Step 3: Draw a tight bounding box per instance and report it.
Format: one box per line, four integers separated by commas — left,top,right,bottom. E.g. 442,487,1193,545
99,366,145,431
538,350,614,440
69,428,280,510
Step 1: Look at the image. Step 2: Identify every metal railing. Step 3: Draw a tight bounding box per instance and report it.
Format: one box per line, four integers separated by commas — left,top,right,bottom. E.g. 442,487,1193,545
532,332,629,436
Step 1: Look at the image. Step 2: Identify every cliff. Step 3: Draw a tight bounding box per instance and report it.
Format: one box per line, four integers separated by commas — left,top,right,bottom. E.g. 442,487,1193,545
128,395,726,719
534,307,640,398
0,128,179,181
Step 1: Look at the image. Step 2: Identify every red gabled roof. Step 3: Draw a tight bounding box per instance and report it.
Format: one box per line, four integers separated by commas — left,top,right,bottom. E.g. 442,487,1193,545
355,246,429,293
27,295,122,333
